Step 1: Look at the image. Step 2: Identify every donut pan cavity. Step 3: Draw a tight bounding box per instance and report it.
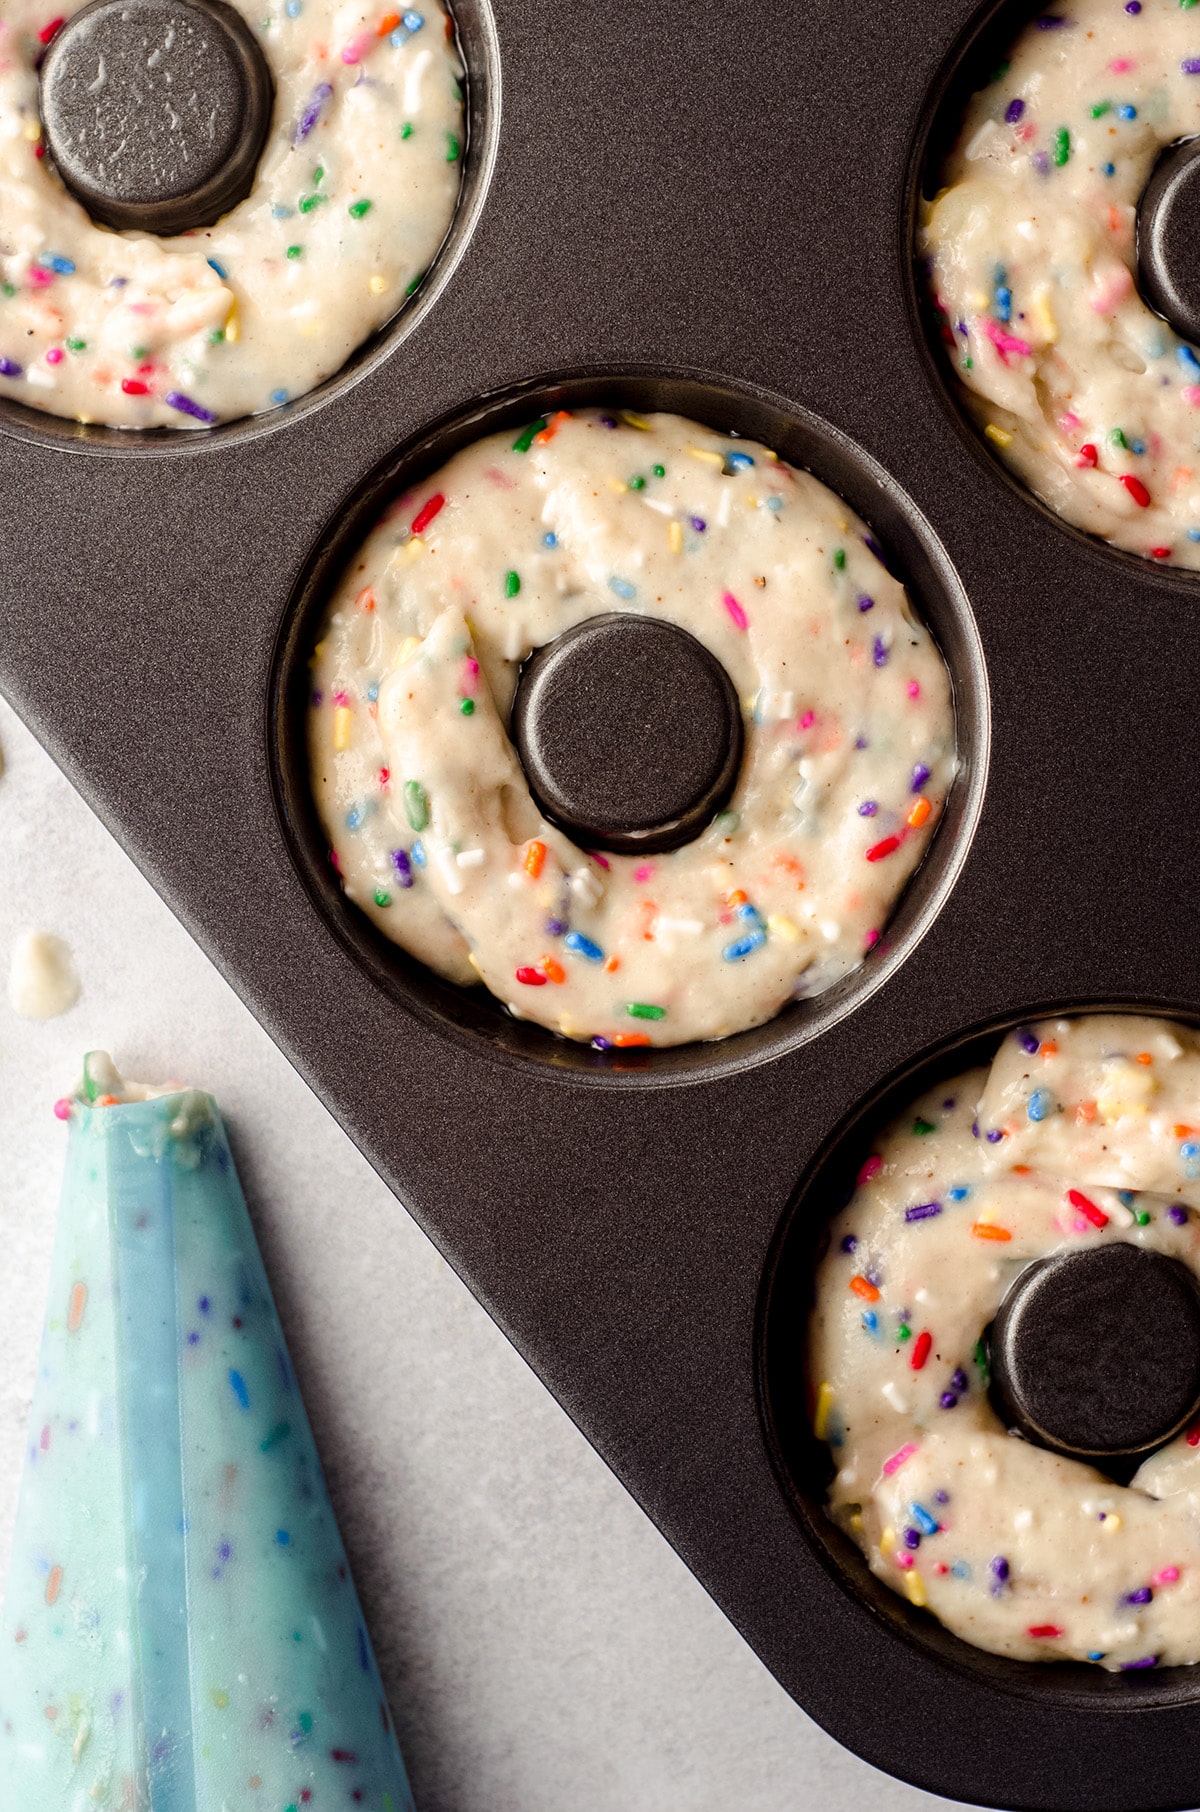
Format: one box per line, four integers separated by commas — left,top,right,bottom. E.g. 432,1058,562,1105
759,1005,1200,1717
0,0,501,453
5,0,1200,1806
270,369,989,1084
909,0,1200,590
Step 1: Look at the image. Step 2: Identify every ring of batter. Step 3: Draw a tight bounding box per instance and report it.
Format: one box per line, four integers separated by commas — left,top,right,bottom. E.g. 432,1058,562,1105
306,408,956,1048
923,0,1200,567
0,0,463,428
810,1013,1200,1671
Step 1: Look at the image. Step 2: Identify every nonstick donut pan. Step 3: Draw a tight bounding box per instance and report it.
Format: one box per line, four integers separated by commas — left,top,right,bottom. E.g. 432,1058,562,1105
6,0,1200,1806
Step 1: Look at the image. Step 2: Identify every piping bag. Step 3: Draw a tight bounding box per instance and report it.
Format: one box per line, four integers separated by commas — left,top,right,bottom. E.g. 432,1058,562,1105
0,1054,416,1810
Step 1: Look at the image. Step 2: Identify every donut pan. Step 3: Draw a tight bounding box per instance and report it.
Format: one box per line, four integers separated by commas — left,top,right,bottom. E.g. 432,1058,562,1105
4,0,1200,1805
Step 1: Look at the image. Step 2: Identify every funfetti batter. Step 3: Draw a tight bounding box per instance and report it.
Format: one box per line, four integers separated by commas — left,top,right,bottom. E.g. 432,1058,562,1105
810,1014,1200,1671
923,0,1200,566
307,409,956,1049
0,0,463,428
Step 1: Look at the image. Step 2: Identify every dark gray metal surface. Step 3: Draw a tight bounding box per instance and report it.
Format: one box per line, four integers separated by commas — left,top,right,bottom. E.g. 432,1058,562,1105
3,0,1200,1806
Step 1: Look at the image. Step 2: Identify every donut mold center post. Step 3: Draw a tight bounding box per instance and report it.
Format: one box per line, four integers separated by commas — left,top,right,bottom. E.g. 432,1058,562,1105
510,613,743,856
989,1243,1200,1462
40,0,274,234
1138,138,1200,352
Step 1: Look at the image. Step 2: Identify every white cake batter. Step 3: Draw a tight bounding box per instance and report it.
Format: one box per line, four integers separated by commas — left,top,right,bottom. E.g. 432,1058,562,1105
52,1049,215,1152
923,0,1200,566
8,929,79,1019
308,409,956,1048
68,1049,186,1103
811,1014,1200,1670
0,0,463,426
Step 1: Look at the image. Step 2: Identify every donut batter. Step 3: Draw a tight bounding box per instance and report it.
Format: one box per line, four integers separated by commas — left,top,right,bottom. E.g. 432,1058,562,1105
307,409,956,1047
923,0,1200,566
0,0,463,427
810,1014,1200,1670
7,929,79,1019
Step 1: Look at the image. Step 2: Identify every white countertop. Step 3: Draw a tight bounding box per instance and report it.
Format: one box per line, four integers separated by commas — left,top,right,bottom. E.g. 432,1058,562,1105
0,694,965,1812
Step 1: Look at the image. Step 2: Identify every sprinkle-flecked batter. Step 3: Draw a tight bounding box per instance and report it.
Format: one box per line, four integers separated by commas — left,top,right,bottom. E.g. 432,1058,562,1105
923,0,1200,567
0,0,463,427
811,1014,1200,1671
307,409,956,1047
